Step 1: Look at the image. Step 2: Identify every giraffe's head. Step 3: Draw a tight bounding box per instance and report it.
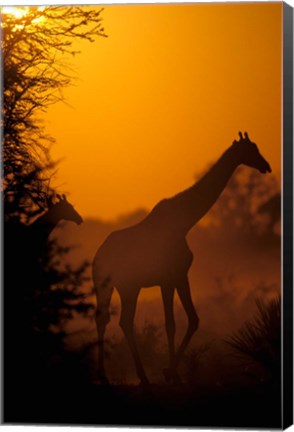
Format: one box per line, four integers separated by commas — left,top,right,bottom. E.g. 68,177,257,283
233,131,272,174
54,194,84,225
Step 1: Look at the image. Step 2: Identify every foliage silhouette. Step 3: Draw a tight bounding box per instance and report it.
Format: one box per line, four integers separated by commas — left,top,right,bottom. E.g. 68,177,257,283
183,344,209,385
227,295,281,383
205,166,279,235
257,193,281,234
2,6,106,388
5,198,94,387
2,6,106,222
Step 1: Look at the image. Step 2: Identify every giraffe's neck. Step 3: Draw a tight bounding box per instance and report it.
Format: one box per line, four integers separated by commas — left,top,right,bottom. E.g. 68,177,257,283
166,144,240,235
30,206,61,240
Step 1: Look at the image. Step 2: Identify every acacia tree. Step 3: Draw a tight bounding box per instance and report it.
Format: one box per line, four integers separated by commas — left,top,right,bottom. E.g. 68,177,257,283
2,6,106,222
1,6,106,384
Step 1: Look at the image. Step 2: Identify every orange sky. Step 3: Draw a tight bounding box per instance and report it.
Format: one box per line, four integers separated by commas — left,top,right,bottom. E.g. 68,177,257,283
46,2,282,220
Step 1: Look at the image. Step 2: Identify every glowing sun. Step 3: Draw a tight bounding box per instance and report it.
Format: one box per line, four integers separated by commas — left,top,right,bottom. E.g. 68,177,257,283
1,6,46,27
1,7,30,18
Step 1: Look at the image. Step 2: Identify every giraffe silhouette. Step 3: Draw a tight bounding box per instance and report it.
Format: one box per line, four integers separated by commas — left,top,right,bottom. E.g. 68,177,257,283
29,193,83,247
27,194,84,288
6,194,83,268
92,132,272,385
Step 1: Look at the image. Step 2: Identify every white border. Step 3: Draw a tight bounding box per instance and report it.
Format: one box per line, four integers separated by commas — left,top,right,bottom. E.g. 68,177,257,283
0,0,293,5
0,1,293,432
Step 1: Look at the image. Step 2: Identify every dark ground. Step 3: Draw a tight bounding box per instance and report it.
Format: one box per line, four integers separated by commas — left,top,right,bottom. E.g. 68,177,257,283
4,380,281,429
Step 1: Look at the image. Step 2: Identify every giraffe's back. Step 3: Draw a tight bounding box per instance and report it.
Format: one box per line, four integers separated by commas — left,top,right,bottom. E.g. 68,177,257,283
93,222,193,289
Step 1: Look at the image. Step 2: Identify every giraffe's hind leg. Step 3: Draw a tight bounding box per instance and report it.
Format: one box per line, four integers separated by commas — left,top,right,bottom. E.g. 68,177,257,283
94,277,114,384
174,275,199,369
161,285,181,384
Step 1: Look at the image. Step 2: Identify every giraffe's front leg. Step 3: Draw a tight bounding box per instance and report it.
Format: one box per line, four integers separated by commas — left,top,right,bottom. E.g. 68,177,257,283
161,285,181,384
119,289,149,386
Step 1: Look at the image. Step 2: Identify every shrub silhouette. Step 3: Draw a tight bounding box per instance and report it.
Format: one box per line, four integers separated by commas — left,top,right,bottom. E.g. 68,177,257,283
227,295,281,383
183,344,209,386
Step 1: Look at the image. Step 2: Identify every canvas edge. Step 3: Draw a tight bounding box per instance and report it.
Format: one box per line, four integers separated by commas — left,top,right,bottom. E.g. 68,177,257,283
282,1,293,430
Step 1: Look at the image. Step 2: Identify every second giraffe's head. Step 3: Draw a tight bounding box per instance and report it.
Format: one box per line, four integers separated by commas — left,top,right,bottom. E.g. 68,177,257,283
233,131,272,174
50,194,84,225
